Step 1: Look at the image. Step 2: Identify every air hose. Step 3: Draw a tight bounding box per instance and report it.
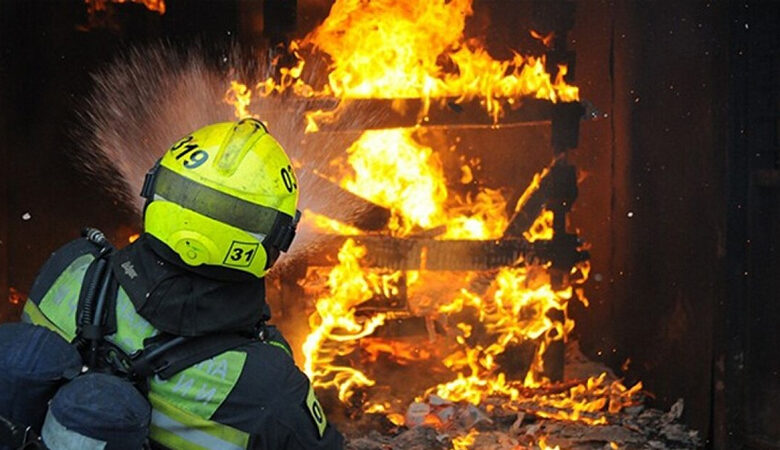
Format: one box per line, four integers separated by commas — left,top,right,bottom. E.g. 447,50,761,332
77,228,115,367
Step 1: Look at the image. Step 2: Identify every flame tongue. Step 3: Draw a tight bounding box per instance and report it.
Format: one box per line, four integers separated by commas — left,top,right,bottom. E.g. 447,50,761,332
219,0,642,436
336,128,508,239
301,0,579,107
227,0,580,124
303,0,473,99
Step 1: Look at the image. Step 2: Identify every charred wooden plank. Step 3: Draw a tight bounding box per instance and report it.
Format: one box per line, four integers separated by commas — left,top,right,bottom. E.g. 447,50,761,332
304,235,587,271
298,168,391,231
254,97,579,131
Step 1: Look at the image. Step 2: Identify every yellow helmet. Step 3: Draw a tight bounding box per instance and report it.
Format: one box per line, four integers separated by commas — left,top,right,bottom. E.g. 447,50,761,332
141,118,301,278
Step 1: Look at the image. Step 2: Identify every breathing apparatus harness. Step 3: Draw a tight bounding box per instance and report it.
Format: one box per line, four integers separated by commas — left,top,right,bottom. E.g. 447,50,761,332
73,227,265,393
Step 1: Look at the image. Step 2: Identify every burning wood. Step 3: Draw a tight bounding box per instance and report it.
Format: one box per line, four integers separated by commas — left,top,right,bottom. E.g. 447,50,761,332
298,168,392,231
220,0,703,447
85,0,165,15
226,0,579,129
341,353,701,450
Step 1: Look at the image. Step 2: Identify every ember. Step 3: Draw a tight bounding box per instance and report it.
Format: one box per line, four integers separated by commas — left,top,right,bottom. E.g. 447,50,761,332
7,287,22,306
85,0,165,15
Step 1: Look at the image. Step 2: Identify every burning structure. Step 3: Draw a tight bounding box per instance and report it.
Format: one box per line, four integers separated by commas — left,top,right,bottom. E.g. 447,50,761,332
212,1,653,447
1,0,778,449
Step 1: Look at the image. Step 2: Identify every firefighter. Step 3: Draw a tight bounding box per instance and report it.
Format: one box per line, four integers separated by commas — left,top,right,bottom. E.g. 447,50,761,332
19,119,344,449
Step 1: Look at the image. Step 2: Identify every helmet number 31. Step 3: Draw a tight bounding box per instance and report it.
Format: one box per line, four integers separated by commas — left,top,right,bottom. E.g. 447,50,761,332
170,136,209,169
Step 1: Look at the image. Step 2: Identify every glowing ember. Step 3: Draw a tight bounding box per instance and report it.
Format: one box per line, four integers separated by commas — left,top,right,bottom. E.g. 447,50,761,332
8,288,23,305
451,429,478,450
85,0,165,15
537,437,561,450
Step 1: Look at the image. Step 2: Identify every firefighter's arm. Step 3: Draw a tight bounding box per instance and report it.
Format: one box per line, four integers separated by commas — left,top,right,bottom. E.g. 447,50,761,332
247,368,344,449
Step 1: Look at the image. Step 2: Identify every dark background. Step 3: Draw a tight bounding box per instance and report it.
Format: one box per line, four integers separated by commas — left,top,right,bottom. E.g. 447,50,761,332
0,1,777,448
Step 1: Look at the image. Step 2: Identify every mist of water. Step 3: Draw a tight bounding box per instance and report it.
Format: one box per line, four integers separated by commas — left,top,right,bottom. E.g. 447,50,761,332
75,43,389,268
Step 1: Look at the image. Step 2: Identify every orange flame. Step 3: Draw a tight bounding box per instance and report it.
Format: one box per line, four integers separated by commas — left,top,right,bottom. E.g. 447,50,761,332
452,429,479,450
337,129,508,239
302,239,399,402
537,437,561,450
224,81,254,120
8,287,23,306
85,0,165,14
235,0,579,127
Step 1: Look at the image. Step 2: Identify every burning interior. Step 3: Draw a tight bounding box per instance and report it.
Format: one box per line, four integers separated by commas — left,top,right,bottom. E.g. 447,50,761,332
1,0,778,449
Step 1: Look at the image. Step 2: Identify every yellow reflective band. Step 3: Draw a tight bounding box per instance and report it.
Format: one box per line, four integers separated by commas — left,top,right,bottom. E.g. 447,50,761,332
265,340,292,358
22,300,71,342
305,384,328,438
149,392,249,450
38,254,94,340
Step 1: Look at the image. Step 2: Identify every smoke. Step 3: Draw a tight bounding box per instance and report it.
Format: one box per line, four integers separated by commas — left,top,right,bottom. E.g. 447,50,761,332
75,43,388,268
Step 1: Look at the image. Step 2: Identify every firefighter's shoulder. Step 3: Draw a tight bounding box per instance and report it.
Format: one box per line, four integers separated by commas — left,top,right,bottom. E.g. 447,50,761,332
28,237,102,304
213,341,345,449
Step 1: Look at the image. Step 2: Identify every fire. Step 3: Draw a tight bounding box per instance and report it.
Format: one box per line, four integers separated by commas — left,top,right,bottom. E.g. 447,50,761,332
302,238,399,402
299,210,362,236
337,128,508,239
8,288,23,305
302,137,641,425
224,81,254,120
302,0,581,109
85,0,165,14
225,0,579,125
524,210,555,242
225,0,643,436
421,263,588,409
340,129,447,235
451,429,478,450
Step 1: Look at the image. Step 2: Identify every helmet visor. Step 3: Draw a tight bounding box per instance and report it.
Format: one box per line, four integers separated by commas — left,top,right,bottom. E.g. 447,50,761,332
148,165,299,251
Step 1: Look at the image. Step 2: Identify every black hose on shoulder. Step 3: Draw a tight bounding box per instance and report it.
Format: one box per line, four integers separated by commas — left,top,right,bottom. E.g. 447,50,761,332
77,228,115,364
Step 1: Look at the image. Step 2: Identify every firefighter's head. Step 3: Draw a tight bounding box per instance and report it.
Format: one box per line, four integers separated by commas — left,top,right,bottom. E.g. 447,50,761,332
141,118,300,278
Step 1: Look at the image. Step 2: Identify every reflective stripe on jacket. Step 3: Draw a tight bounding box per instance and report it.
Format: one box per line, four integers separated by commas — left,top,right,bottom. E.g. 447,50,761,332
22,238,342,450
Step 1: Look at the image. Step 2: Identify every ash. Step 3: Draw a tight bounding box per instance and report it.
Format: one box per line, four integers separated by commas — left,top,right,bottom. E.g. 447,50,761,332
341,343,701,450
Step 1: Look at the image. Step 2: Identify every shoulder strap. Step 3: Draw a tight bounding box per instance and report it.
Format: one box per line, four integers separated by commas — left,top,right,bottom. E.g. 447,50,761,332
131,333,256,380
74,228,117,367
72,228,257,384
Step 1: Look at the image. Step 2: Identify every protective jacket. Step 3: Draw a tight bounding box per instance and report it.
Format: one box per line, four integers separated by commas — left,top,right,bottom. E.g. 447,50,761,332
22,235,343,450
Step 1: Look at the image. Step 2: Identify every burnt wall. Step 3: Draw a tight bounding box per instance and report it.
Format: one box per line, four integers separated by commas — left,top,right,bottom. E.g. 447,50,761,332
0,0,239,317
569,0,731,442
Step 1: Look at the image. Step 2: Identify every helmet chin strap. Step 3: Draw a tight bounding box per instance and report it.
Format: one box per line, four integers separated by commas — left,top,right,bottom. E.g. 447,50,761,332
140,158,162,215
268,209,301,253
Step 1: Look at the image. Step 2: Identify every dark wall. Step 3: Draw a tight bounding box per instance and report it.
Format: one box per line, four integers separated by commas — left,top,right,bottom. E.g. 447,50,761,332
569,0,729,439
565,0,748,444
0,0,239,317
613,0,726,438
570,1,778,447
718,2,780,448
